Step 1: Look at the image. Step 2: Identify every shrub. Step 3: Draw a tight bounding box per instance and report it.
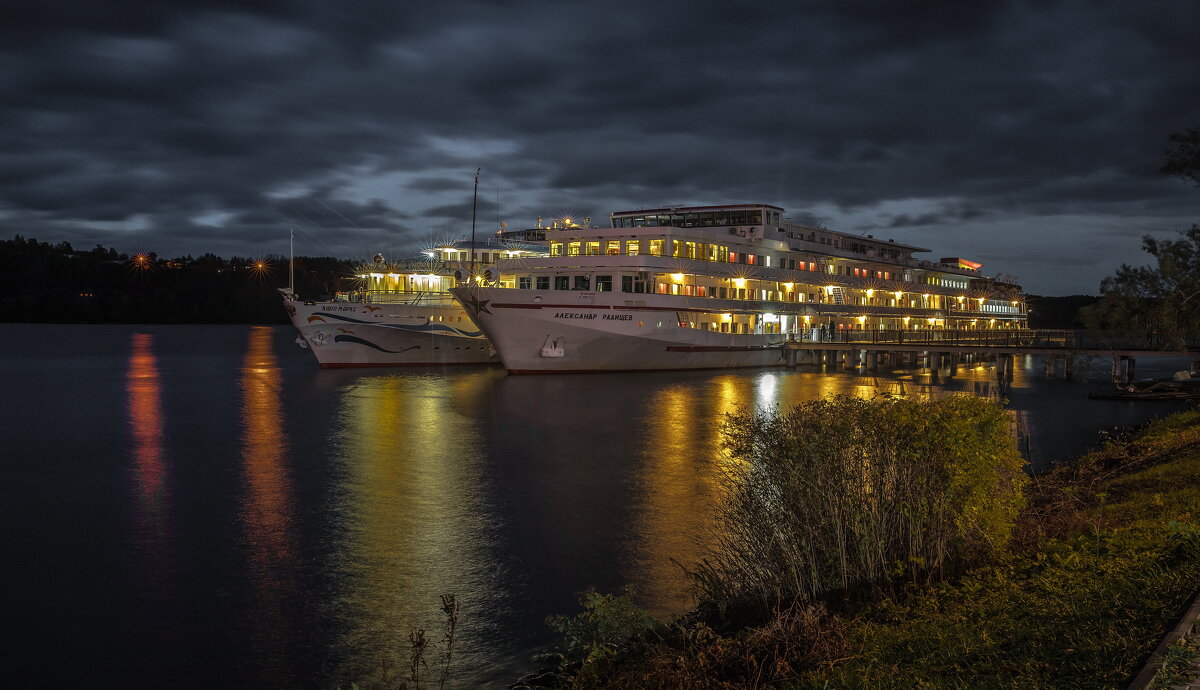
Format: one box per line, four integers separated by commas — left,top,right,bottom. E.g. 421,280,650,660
695,395,1027,608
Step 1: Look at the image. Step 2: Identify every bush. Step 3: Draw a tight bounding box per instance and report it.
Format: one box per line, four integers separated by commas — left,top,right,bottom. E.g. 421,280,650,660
694,395,1027,608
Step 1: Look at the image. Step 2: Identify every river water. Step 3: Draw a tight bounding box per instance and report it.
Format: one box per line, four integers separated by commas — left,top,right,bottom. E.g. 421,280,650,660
2,324,1191,687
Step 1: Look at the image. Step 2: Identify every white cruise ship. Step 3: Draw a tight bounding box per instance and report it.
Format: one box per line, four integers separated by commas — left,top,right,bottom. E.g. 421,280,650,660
450,204,1027,374
285,239,545,368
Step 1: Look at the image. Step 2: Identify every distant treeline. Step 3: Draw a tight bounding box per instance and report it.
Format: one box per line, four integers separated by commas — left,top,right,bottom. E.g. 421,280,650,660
0,235,353,324
1026,294,1101,329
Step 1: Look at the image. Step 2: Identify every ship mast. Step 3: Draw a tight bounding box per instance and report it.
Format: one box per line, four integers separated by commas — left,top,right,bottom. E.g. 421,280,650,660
470,167,480,285
288,227,294,296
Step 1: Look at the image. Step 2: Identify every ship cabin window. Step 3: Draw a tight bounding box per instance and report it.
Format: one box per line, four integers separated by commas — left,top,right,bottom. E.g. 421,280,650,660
606,240,621,255
685,242,697,259
519,277,531,289
595,275,612,291
729,251,738,263
622,275,650,293
536,276,550,290
671,240,683,258
626,240,641,255
649,239,664,256
555,276,569,290
550,242,563,256
568,242,582,256
612,208,772,229
746,254,756,266
573,276,590,290
586,241,601,256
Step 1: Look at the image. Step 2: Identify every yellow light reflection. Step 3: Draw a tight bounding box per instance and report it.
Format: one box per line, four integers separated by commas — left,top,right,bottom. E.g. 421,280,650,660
329,371,495,684
128,333,168,550
239,326,296,672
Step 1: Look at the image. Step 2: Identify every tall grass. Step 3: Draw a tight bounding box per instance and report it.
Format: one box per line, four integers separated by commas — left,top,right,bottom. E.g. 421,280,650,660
694,395,1027,608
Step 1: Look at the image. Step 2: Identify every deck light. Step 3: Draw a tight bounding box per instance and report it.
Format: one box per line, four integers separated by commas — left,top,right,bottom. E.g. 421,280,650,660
671,273,685,282
783,282,794,290
733,278,746,288
902,316,911,325
857,315,867,324
865,289,875,298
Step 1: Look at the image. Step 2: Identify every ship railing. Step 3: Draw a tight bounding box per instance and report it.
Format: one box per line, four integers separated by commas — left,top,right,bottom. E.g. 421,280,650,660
352,290,460,306
807,329,1197,352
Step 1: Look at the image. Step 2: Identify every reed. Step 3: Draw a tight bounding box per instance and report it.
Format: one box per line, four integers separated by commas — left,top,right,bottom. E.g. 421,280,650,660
694,395,1027,609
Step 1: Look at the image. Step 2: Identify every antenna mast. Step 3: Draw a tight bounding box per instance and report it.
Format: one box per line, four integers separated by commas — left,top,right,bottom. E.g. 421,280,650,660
470,167,480,285
289,228,294,296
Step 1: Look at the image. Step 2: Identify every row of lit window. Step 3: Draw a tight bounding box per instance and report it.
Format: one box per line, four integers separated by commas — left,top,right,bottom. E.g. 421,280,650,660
610,209,775,228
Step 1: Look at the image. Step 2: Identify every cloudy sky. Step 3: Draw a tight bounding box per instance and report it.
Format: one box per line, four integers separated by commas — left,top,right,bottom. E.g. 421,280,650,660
4,0,1199,294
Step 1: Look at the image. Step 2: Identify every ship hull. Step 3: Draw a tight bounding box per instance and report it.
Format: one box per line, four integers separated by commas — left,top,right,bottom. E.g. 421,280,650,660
451,287,791,374
284,299,497,367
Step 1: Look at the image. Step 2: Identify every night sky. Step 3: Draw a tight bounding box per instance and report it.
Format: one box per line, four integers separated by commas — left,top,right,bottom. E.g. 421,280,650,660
5,1,1199,294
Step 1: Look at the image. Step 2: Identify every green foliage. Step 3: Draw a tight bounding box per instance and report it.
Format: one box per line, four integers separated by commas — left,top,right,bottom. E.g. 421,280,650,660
696,395,1027,607
1163,126,1200,190
1082,225,1200,350
1152,634,1199,689
801,523,1200,688
547,586,660,665
1083,128,1200,349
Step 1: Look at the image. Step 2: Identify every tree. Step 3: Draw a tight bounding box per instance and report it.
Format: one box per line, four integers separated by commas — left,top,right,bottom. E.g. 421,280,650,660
1084,227,1200,348
1082,130,1200,350
1163,127,1200,189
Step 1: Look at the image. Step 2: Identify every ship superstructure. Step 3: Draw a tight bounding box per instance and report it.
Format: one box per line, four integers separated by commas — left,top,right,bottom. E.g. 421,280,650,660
451,204,1026,373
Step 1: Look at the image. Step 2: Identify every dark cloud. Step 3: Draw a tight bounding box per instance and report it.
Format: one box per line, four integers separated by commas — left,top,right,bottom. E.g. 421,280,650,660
2,0,1199,293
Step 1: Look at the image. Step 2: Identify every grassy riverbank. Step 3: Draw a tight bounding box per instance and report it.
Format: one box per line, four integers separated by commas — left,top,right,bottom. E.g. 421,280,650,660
531,405,1200,689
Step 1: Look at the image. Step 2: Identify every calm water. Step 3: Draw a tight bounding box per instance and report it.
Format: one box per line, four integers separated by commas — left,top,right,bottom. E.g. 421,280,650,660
2,324,1191,687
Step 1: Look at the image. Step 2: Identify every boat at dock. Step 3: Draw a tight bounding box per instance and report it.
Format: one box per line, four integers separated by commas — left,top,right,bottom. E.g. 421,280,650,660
452,204,1028,374
283,239,545,368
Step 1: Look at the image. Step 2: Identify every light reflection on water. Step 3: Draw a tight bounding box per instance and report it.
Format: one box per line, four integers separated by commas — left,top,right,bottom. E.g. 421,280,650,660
238,326,297,679
127,333,169,585
324,370,506,687
5,325,1190,687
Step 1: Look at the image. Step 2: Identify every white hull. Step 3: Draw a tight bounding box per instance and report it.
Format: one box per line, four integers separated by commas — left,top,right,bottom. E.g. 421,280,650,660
284,299,497,368
451,287,791,374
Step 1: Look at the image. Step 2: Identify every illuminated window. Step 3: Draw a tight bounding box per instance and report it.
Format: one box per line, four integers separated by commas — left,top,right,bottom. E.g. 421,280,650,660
567,242,581,256
606,240,621,255
671,240,683,257
626,240,640,255
648,239,664,256
685,242,697,259
585,241,601,256
550,242,563,256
